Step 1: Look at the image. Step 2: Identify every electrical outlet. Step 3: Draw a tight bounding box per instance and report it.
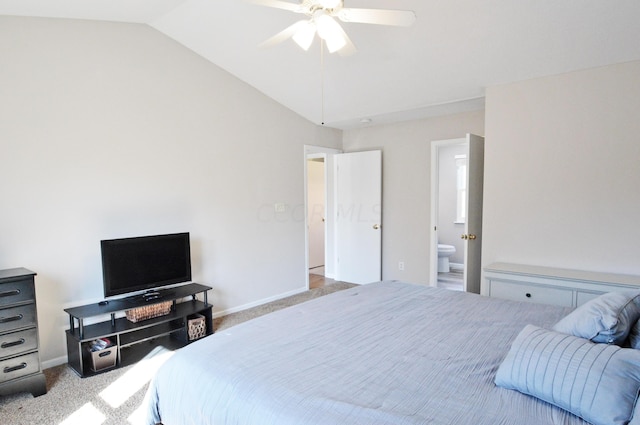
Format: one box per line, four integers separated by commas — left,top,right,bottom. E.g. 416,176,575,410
398,261,405,271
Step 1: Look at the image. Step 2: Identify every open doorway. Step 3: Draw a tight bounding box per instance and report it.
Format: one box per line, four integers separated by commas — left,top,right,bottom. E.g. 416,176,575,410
304,146,383,288
430,134,484,293
304,145,340,289
435,141,467,290
307,156,326,288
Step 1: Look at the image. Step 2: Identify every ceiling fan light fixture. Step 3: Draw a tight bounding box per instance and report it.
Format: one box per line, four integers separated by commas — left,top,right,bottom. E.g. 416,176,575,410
292,20,316,50
324,36,346,53
252,0,415,55
316,14,346,52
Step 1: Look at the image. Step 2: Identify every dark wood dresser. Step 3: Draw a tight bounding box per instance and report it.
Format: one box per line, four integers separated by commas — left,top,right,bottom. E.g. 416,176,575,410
0,268,46,397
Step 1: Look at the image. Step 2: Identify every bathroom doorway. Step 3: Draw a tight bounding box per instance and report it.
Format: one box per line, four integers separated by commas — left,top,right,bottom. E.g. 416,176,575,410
430,134,484,293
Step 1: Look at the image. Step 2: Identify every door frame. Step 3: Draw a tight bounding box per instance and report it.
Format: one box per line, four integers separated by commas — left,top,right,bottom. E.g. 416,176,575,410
304,145,341,289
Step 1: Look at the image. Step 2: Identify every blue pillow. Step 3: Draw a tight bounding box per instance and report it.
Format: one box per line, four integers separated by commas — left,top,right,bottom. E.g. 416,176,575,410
552,290,640,344
629,320,640,349
495,325,640,425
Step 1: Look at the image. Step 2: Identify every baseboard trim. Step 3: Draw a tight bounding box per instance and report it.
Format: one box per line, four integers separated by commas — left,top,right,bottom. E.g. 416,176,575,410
43,355,68,370
212,286,308,319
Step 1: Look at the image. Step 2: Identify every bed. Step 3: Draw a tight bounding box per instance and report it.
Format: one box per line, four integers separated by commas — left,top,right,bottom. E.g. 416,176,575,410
144,280,640,425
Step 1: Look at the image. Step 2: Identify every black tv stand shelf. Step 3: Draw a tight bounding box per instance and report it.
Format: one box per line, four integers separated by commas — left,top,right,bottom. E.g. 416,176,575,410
64,283,212,377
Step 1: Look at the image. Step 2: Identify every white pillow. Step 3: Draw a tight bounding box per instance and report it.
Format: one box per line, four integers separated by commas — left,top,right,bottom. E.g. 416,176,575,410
552,290,640,344
495,325,640,425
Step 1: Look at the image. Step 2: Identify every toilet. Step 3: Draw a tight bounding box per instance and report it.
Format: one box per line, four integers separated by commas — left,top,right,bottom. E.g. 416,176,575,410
437,244,456,273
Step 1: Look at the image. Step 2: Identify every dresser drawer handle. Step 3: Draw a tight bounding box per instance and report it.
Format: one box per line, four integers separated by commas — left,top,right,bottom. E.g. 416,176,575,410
0,289,21,298
1,338,25,349
0,314,24,323
4,362,27,373
525,293,532,298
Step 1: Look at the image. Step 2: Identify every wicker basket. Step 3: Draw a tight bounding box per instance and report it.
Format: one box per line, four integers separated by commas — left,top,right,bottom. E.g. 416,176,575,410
188,314,206,341
126,301,172,323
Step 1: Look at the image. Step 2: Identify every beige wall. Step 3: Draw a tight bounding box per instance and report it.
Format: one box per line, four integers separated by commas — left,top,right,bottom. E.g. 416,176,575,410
0,16,341,365
342,111,485,284
483,60,640,279
5,14,636,368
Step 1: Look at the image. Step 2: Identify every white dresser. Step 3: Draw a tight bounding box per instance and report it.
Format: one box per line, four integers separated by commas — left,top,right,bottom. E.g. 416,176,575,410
484,262,640,307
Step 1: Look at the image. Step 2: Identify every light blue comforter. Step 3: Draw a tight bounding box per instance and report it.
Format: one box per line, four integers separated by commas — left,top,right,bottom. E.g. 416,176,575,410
144,281,587,425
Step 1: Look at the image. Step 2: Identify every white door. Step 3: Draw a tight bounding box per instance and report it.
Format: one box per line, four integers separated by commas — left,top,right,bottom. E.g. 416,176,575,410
462,134,484,293
430,134,484,293
335,150,382,284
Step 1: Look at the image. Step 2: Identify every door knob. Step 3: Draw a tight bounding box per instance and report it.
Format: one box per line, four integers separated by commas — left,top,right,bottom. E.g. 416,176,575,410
373,224,381,230
461,234,468,240
461,234,477,240
468,234,477,240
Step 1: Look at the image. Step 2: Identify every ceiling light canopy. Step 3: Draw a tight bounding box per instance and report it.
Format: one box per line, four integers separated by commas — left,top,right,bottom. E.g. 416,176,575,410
251,0,416,55
319,0,341,9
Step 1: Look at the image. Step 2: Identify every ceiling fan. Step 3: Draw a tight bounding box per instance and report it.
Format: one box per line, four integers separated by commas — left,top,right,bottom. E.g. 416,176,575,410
249,0,416,55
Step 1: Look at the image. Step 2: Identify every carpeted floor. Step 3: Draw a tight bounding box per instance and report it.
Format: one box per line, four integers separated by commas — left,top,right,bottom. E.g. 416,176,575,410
0,282,356,425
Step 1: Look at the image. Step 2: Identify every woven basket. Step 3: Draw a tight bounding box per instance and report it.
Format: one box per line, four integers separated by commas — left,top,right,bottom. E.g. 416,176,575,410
188,314,206,341
126,301,172,323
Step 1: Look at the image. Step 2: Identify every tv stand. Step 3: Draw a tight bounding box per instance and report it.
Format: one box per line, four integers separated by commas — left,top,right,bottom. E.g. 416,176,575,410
64,283,212,377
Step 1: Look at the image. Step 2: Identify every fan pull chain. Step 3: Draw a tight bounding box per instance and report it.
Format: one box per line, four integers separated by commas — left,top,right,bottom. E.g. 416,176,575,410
320,39,325,126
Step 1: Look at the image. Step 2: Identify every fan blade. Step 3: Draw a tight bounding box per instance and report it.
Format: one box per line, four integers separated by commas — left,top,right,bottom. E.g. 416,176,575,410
248,0,305,13
337,8,416,27
259,20,309,48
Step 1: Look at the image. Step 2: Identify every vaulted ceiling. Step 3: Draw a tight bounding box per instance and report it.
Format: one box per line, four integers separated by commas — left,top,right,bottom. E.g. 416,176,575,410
2,0,640,129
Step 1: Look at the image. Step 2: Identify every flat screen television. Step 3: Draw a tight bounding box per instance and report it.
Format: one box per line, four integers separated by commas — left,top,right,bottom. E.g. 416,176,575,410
101,232,191,298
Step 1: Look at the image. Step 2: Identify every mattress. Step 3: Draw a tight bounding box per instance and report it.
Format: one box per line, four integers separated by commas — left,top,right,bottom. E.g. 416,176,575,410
144,281,587,425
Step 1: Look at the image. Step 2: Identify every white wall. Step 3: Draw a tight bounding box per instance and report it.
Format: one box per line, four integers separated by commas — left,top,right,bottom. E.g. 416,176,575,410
342,111,485,284
0,16,341,365
483,60,640,279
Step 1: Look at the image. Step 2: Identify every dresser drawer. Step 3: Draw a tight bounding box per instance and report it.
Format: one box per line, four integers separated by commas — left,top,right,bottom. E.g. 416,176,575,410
0,328,38,359
0,352,40,383
0,304,37,333
576,291,602,306
489,280,574,307
0,278,35,307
